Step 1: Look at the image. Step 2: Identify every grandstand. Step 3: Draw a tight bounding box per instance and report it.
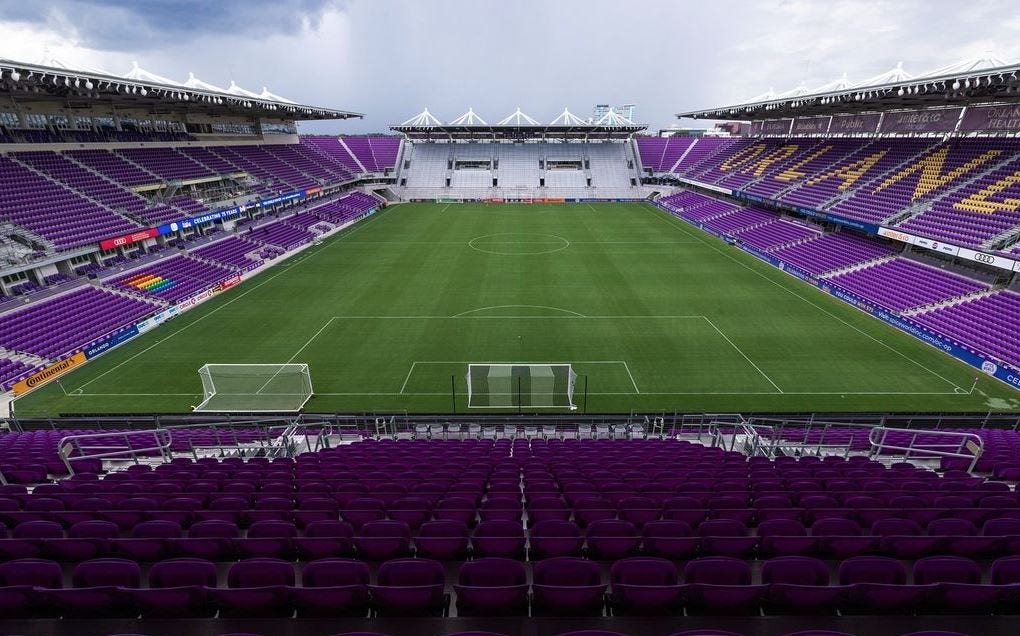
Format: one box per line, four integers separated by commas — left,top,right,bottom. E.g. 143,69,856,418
1,27,1020,636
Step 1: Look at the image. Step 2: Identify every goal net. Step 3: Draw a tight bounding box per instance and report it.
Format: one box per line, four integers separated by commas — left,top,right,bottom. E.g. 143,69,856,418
195,364,313,412
465,363,578,409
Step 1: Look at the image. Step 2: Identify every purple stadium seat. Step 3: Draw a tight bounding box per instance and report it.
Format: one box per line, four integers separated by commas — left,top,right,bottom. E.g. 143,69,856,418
762,556,842,615
130,557,217,618
214,558,294,618
295,520,354,561
354,520,412,561
291,558,370,617
369,558,447,617
531,557,606,616
586,520,641,560
608,557,683,615
472,520,526,559
44,558,141,618
454,557,529,617
0,558,63,617
415,520,470,561
683,556,765,615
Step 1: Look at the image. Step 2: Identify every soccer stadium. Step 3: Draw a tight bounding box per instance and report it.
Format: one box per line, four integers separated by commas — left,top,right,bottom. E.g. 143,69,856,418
0,1,1018,635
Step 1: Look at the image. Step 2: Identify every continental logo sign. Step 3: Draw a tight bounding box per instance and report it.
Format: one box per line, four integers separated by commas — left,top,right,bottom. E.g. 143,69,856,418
12,352,86,395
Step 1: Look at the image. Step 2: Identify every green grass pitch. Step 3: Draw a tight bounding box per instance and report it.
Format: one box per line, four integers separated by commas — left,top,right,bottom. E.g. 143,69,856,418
15,202,1020,416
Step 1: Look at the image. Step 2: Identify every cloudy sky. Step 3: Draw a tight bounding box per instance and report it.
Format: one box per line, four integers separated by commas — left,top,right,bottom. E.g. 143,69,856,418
1,0,1019,133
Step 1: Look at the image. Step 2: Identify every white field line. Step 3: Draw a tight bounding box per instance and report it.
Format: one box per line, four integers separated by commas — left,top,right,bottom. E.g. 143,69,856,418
70,211,390,394
65,390,966,397
701,316,783,394
401,360,641,395
250,316,339,396
399,362,417,394
642,204,966,392
621,361,641,394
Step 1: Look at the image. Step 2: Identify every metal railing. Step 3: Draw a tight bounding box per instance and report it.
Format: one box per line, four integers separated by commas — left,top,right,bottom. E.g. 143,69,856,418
58,428,173,476
869,426,984,473
56,417,333,475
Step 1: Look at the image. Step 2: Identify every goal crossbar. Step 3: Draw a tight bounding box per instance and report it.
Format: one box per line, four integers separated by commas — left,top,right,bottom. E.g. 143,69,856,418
465,363,577,410
195,363,313,412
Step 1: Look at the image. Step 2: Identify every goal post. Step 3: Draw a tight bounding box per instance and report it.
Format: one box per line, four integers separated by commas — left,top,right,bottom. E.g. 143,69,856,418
195,363,313,412
465,363,578,410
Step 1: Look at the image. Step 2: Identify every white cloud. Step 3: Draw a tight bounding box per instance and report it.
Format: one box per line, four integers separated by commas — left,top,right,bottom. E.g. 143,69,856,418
0,0,1018,132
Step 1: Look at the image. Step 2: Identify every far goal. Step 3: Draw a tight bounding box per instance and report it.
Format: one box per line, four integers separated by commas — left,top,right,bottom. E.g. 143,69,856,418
195,364,313,412
466,363,578,409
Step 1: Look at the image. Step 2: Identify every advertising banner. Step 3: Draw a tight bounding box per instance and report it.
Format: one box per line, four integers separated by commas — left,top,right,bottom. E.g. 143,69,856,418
791,117,831,135
177,288,213,310
761,119,794,135
99,228,159,251
830,113,881,134
913,235,960,256
259,190,305,208
84,325,139,360
959,104,1020,133
880,108,962,134
956,247,1018,271
135,306,179,334
749,121,763,136
217,274,242,292
12,352,87,395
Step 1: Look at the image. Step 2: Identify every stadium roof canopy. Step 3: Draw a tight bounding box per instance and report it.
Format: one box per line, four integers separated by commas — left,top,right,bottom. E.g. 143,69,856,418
392,107,646,140
0,57,362,121
678,54,1020,121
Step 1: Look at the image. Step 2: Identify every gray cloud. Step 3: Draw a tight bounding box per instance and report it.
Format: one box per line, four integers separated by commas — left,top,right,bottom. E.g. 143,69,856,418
3,0,1020,133
0,0,344,49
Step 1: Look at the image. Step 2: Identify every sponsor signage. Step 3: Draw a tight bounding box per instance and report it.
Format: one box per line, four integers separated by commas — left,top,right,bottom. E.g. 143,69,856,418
956,247,1018,271
99,228,159,251
749,121,763,136
84,325,139,360
880,108,962,134
217,274,242,291
12,352,87,395
913,236,960,256
135,306,179,334
877,226,914,243
260,190,305,208
792,116,831,135
959,104,1020,133
830,113,881,135
305,186,324,196
177,288,213,310
761,119,794,135
878,227,1016,272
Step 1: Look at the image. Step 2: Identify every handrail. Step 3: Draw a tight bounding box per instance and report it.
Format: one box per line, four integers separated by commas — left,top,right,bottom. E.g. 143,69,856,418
58,429,172,476
868,426,984,473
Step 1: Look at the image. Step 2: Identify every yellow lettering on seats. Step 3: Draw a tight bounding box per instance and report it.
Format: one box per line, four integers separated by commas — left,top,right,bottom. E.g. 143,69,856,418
804,151,888,190
740,145,799,177
953,170,1020,214
873,147,1002,201
775,145,832,182
719,144,766,171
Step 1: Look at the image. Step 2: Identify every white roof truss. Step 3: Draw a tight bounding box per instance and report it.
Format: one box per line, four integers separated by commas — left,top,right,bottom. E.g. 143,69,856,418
496,107,540,126
450,107,487,125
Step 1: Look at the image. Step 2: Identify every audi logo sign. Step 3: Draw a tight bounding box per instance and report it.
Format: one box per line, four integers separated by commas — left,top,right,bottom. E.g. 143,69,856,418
973,252,995,264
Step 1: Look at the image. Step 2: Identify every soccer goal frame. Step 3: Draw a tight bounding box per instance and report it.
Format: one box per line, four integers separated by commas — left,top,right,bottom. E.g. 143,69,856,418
195,363,313,412
465,363,578,410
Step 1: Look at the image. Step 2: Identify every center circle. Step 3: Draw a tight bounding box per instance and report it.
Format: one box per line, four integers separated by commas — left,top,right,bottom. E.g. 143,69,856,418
468,233,570,255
